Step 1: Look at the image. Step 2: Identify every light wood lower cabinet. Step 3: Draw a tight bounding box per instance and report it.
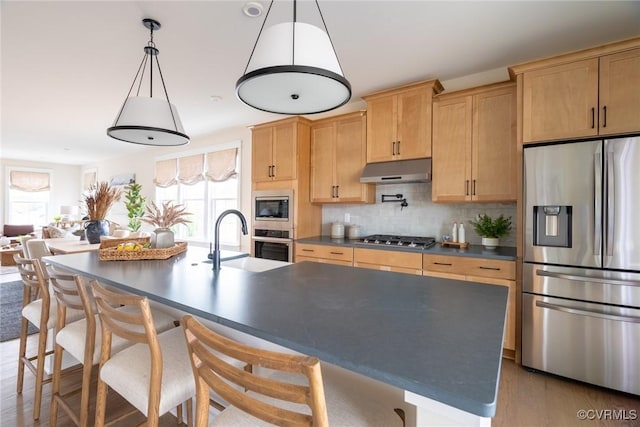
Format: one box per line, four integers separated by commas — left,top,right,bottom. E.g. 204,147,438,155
353,248,422,276
295,243,353,266
423,254,516,355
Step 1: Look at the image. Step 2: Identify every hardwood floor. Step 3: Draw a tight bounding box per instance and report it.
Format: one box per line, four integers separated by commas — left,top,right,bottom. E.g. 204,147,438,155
1,332,638,427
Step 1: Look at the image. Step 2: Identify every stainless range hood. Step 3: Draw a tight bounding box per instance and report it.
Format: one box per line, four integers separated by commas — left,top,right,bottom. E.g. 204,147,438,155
360,158,431,184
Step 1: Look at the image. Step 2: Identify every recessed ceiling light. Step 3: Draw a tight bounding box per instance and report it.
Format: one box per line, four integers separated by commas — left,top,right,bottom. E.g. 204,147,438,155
242,2,263,18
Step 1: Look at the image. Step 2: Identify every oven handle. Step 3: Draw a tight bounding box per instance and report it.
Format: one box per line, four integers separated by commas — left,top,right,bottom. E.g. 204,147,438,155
536,269,640,288
252,236,293,244
535,300,640,323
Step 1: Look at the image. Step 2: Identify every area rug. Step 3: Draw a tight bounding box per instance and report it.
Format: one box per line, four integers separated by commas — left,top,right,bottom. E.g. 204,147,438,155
0,280,37,342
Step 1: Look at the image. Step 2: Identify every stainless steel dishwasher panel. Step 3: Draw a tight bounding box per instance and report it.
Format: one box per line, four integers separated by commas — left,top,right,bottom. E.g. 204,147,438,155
522,293,640,395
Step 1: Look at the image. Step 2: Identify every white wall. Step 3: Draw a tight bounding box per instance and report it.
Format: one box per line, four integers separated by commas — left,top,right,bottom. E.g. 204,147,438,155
322,183,517,247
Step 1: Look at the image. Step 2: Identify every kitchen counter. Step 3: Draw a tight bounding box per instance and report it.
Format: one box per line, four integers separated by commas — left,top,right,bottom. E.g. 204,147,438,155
297,236,517,261
45,246,507,425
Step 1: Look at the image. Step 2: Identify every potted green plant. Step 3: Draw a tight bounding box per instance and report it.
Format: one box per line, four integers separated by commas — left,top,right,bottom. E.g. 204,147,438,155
83,181,122,243
123,182,146,235
469,213,512,249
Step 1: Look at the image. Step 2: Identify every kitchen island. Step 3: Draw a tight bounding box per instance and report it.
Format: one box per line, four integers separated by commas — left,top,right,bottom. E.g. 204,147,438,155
45,247,507,427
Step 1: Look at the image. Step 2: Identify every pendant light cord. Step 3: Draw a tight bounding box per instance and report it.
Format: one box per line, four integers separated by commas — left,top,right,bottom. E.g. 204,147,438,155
242,0,274,74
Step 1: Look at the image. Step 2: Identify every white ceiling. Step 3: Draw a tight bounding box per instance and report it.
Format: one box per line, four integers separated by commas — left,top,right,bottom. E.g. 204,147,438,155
2,1,639,165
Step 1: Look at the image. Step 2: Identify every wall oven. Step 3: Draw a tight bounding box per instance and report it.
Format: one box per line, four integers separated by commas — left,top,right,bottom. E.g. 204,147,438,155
252,190,294,262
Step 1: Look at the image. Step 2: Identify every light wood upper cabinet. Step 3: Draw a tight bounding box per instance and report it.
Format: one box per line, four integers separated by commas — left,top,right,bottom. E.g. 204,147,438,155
252,118,307,183
514,43,640,143
310,112,374,204
432,83,516,202
599,48,640,136
521,59,599,142
363,79,443,163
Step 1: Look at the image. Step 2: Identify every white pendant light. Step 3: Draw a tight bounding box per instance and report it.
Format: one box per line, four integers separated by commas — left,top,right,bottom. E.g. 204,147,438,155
236,0,351,115
108,19,189,146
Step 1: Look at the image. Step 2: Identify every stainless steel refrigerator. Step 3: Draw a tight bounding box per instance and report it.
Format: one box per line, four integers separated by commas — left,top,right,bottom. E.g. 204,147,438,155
523,136,640,396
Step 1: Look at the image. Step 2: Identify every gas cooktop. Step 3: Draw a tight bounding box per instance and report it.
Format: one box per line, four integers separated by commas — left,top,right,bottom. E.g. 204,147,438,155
359,234,437,249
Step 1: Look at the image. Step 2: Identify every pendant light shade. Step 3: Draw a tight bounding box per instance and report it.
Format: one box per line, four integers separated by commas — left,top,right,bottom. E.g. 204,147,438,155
236,1,351,115
108,19,189,146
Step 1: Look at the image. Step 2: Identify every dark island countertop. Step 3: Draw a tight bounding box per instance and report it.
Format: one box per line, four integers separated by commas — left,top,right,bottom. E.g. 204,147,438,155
45,247,507,419
297,236,517,261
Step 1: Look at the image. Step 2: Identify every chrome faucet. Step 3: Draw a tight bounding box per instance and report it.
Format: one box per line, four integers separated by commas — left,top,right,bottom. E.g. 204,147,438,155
211,209,248,270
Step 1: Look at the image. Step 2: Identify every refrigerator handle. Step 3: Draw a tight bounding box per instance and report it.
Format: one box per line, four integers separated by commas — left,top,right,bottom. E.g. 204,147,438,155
606,151,615,257
535,269,640,288
536,300,640,323
594,150,602,256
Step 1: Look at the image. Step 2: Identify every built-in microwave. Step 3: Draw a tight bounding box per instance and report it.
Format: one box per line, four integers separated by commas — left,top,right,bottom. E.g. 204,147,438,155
252,189,293,231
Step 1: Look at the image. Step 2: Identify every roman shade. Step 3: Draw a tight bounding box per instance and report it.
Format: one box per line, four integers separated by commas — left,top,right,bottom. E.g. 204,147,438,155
205,148,238,182
10,170,50,192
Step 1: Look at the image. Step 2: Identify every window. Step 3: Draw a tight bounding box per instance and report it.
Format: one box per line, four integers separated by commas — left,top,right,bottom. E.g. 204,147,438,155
6,168,51,226
155,146,240,247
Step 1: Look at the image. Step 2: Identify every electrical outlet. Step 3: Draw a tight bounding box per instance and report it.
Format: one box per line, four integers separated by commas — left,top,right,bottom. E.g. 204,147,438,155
344,213,350,224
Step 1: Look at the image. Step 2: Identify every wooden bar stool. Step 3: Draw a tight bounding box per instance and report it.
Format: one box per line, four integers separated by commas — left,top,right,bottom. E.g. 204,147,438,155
182,315,404,427
48,271,178,427
91,281,195,427
13,255,84,420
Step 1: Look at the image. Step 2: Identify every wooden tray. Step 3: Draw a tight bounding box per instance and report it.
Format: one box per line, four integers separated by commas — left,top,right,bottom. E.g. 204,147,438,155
99,241,187,261
440,241,469,249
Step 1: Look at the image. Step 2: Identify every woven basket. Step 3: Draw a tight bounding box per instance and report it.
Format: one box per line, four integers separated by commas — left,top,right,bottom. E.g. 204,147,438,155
99,241,187,261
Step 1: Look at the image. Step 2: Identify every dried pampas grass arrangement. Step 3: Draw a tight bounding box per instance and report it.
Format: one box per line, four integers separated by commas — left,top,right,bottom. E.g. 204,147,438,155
141,201,192,229
84,181,122,220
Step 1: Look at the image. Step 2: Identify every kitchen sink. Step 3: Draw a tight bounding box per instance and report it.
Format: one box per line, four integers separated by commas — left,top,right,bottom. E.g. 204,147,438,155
220,257,291,272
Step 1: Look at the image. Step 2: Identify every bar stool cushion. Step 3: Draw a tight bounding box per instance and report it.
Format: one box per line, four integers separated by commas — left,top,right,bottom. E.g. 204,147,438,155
22,298,84,330
99,327,194,417
56,306,177,365
211,369,403,427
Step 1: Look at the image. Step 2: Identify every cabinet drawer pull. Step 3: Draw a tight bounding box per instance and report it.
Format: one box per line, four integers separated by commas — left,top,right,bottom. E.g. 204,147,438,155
465,180,469,196
302,249,315,252
472,179,476,196
602,105,607,128
272,165,276,177
434,262,453,266
591,107,595,129
335,185,339,198
329,251,344,255
392,141,396,155
479,266,501,271
397,141,400,155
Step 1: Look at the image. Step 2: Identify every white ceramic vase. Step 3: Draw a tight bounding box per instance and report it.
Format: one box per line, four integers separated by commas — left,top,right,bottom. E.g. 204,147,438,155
481,237,499,250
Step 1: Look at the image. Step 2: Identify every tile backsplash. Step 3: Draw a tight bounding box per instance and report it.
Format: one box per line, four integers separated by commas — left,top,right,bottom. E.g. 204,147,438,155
322,182,517,247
